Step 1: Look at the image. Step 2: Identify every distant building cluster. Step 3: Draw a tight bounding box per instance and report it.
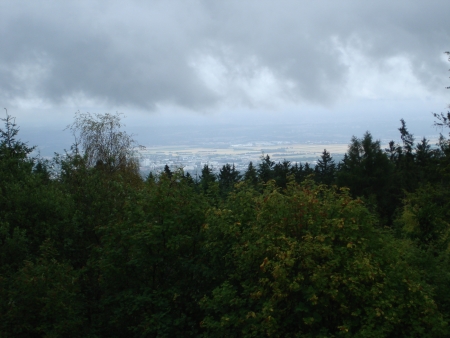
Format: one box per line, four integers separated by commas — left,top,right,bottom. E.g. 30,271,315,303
137,140,347,176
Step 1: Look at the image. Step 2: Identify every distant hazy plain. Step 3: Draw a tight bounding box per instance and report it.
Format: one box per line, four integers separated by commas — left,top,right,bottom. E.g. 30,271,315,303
19,119,440,159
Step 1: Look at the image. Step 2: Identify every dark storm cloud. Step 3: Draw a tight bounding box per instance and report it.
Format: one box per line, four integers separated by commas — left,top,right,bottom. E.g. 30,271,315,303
1,0,449,111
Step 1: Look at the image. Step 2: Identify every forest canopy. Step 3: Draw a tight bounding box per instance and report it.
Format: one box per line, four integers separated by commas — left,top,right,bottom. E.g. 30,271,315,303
1,105,450,337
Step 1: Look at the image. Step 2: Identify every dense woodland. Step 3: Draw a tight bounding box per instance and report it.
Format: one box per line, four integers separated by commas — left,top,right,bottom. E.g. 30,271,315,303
1,106,450,337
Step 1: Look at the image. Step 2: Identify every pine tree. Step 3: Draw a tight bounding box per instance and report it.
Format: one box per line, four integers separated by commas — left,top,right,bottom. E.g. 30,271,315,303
385,140,400,162
200,164,216,192
218,163,241,196
415,137,438,182
163,164,173,178
337,132,395,224
315,149,336,185
0,110,35,173
273,159,291,188
257,155,274,183
183,171,195,185
244,161,258,186
146,171,155,182
290,162,303,183
399,119,414,155
303,162,314,176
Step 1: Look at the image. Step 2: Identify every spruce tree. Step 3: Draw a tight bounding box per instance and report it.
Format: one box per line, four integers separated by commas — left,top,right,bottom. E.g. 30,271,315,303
290,162,303,183
257,154,274,183
0,110,35,173
337,132,395,224
163,164,173,178
273,159,291,188
244,161,258,186
218,163,241,196
315,149,336,185
200,164,216,192
146,171,155,182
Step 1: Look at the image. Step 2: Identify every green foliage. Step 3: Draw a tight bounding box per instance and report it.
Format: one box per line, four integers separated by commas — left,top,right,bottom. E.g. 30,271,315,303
315,149,336,185
243,161,258,186
337,132,395,224
96,171,208,337
0,111,35,163
201,181,446,337
0,241,85,338
0,111,36,203
200,164,217,195
0,112,76,263
273,159,292,188
2,110,450,337
395,183,450,315
258,154,275,183
391,120,418,192
397,184,450,249
0,222,28,274
292,162,314,184
163,163,173,178
218,163,241,197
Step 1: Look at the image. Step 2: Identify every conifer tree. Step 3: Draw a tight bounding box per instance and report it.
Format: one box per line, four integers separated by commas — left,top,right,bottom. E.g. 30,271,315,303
183,171,195,185
218,163,241,196
200,164,216,192
163,164,173,178
0,110,35,173
303,162,314,176
337,132,395,224
257,154,274,183
315,149,336,185
290,162,313,183
146,171,155,182
273,159,291,188
244,161,258,186
396,119,417,191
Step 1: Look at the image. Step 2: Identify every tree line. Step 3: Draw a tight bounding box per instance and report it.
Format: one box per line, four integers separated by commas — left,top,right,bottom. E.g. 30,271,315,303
167,117,444,228
1,107,450,337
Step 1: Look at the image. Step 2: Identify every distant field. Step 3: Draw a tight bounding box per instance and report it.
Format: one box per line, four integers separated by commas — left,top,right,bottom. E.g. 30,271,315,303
141,143,348,154
139,143,349,164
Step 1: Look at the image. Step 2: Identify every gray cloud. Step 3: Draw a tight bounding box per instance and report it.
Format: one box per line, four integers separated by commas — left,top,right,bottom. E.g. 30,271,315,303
1,0,449,112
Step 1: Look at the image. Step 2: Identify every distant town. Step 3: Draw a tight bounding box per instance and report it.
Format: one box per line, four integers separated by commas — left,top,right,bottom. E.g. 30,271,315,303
138,140,348,176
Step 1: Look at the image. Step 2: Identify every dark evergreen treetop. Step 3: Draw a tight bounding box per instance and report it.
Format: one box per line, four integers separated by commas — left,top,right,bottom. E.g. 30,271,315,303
243,161,258,186
315,149,336,185
163,164,173,178
257,154,275,183
218,163,241,196
0,109,35,161
200,164,216,192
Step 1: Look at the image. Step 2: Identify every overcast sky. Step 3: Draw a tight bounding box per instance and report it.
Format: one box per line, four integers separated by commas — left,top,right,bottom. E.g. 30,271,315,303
1,1,450,147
